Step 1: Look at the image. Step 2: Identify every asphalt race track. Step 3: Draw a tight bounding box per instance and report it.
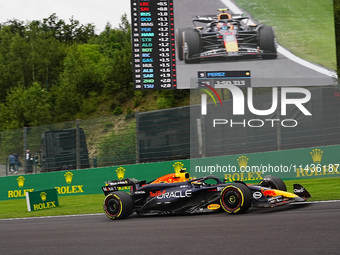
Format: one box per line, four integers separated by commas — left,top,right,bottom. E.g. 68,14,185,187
1,201,339,255
173,0,337,88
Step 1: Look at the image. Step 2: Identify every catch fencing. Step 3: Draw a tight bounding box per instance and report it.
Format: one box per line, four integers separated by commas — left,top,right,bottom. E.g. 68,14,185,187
0,115,137,176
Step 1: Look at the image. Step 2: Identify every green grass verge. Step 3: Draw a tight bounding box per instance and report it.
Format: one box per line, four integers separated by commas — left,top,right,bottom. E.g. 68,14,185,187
234,0,337,70
0,194,104,219
0,178,339,219
284,177,340,201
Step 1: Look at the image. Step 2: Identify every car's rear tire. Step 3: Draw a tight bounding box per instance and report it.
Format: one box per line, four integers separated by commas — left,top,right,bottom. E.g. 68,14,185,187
220,183,252,214
103,191,133,220
259,176,287,191
183,29,201,63
258,25,277,59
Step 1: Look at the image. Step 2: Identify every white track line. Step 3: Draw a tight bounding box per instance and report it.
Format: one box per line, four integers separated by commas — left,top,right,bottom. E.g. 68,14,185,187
292,199,340,205
0,213,104,221
222,0,338,78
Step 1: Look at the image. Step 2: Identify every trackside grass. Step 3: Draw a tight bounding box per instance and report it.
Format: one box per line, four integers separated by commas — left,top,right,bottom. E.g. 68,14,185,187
0,194,104,219
234,0,337,70
0,178,339,219
284,177,340,201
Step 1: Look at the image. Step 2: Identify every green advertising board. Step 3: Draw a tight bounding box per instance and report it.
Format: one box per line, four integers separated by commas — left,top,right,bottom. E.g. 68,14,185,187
190,145,340,181
0,159,187,201
26,188,59,212
0,145,339,201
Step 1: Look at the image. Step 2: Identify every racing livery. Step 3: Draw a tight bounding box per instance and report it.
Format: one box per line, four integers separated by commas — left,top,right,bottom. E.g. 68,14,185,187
102,171,311,220
176,9,278,63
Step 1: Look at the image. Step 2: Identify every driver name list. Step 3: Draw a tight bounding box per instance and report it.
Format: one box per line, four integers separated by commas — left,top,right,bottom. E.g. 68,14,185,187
131,0,177,90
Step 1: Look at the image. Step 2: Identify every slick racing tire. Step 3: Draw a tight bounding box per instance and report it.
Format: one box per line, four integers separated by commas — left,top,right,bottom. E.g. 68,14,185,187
103,191,133,220
259,176,287,191
176,27,190,61
183,28,201,64
220,183,251,214
258,25,277,59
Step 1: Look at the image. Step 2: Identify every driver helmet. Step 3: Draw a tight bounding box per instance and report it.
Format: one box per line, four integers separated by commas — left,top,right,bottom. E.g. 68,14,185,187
217,22,228,30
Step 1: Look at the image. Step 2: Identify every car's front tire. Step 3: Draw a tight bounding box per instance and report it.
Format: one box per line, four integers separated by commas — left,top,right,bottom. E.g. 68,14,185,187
258,25,277,59
183,28,201,64
220,183,252,214
176,27,189,61
103,191,133,220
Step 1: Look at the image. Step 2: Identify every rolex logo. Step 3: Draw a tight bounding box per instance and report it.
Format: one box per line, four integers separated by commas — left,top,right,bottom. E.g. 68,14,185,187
116,167,126,180
310,148,323,163
237,156,249,169
40,192,47,202
173,162,184,173
64,172,73,184
17,176,25,188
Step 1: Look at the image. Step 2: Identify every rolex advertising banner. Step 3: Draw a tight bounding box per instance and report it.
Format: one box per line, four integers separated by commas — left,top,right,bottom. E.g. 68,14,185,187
26,189,59,212
190,145,340,182
1,145,340,201
0,159,185,201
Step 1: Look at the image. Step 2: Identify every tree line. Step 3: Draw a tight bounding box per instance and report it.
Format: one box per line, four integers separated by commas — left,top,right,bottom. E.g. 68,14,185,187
0,14,133,131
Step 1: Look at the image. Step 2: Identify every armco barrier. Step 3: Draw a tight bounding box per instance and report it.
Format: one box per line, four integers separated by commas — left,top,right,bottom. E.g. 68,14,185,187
1,145,339,201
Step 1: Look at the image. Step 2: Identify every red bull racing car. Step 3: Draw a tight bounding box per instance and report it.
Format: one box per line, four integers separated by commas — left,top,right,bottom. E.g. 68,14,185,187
176,9,278,63
102,171,311,220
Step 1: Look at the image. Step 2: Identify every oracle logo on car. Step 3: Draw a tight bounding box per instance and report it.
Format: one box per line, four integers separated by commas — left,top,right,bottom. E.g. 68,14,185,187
157,190,192,199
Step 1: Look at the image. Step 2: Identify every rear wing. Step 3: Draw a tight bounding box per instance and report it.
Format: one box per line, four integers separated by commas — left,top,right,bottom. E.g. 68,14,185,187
102,178,146,196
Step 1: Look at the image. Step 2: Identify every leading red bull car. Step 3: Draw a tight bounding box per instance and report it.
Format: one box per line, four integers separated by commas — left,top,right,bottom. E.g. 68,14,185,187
176,9,278,63
102,171,311,220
